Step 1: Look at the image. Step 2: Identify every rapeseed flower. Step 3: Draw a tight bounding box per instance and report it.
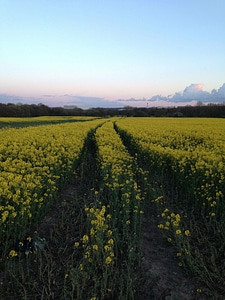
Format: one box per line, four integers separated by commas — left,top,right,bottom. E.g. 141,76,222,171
184,230,191,236
82,235,89,243
9,250,18,258
92,244,98,251
74,242,79,248
105,256,112,265
108,239,114,245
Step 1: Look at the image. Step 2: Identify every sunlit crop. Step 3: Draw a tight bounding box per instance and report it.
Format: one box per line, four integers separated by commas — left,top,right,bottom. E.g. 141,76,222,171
116,117,225,220
70,121,144,299
0,119,103,253
2,116,225,297
115,117,225,290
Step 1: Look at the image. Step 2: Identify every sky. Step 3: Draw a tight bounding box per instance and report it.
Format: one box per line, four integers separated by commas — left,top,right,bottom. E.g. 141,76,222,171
0,0,225,108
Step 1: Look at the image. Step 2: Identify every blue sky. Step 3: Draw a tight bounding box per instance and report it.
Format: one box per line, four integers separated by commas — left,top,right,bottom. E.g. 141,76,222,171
1,0,225,107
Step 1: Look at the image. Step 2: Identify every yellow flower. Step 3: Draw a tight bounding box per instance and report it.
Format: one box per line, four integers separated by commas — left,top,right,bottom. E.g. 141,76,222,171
107,230,113,236
90,228,95,236
92,244,98,251
82,235,89,243
84,251,90,259
172,221,179,227
1,211,9,223
108,238,114,245
175,229,181,235
9,250,18,257
158,224,164,229
74,242,79,248
105,256,112,264
12,212,17,218
175,214,180,222
184,230,191,236
104,245,110,252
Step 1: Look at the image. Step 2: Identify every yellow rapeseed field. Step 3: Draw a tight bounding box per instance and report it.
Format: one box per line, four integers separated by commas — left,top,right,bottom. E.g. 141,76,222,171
1,116,225,297
0,119,103,252
116,117,225,220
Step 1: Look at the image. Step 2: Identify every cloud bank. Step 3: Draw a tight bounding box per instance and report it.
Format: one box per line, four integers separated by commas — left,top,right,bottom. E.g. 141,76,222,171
0,83,225,108
118,83,225,107
169,83,225,103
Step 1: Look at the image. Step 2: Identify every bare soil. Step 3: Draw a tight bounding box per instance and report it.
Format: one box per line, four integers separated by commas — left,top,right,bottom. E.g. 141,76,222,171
33,183,214,300
137,214,214,300
1,134,218,299
1,179,215,299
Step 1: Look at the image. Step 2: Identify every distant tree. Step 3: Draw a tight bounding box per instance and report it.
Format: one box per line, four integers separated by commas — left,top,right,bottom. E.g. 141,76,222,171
196,101,204,106
50,107,66,116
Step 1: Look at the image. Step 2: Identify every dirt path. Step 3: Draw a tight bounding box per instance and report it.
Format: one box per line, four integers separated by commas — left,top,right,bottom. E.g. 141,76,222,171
1,177,215,299
137,214,213,300
30,184,213,300
1,130,217,299
28,152,215,299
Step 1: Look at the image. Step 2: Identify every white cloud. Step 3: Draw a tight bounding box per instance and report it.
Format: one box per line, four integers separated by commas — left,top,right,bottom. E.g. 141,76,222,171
218,83,225,97
176,84,210,100
1,83,225,108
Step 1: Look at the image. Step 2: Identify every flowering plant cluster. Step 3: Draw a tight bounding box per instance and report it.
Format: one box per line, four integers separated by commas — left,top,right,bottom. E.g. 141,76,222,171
71,121,144,299
3,116,224,296
0,119,103,255
115,117,225,289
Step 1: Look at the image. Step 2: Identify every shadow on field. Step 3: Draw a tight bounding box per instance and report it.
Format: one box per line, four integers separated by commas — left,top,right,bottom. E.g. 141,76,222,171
0,131,99,299
0,128,218,299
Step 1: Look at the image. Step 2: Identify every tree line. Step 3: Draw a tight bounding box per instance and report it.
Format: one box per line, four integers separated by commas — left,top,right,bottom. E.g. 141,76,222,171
1,102,225,118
